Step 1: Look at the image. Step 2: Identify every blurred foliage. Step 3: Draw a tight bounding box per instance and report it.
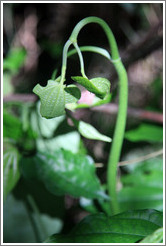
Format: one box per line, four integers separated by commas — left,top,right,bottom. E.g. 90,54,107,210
3,144,20,201
3,48,26,73
125,123,163,143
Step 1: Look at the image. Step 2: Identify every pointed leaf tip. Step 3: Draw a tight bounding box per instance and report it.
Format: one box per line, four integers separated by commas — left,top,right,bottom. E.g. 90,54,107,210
71,76,111,99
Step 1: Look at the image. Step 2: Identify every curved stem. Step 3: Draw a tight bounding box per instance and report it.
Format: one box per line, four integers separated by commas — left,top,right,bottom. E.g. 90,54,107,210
73,43,87,78
60,40,72,85
70,17,128,215
67,45,111,61
70,17,119,60
107,61,128,214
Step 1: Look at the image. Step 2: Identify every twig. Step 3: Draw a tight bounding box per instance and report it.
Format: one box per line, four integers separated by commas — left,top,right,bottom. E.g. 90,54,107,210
92,103,163,124
3,93,37,102
119,149,163,166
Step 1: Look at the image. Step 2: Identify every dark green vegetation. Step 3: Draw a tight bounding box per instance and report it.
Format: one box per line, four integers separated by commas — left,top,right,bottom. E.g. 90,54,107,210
3,3,163,244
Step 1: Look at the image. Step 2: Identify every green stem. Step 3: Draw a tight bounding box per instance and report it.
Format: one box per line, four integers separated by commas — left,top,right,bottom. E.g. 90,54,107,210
107,61,128,214
70,17,119,60
70,17,128,215
67,45,111,61
73,42,87,78
60,40,72,85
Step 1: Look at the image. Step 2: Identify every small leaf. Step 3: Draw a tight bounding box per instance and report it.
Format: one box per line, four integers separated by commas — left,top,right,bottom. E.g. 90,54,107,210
125,124,163,143
45,209,163,243
139,227,163,243
3,145,20,200
64,84,81,104
74,120,111,142
33,81,66,119
71,76,110,99
20,149,108,200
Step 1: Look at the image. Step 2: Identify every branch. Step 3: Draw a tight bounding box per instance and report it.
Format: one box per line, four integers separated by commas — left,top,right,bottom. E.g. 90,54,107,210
92,103,163,124
119,149,163,166
3,93,37,103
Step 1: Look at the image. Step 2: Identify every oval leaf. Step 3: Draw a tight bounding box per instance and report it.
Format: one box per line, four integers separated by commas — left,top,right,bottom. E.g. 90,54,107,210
75,120,111,142
71,76,110,99
20,149,108,200
33,81,65,119
3,145,20,200
45,209,163,243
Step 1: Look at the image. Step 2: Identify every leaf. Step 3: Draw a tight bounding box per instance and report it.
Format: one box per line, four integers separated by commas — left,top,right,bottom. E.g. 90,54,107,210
45,209,163,243
118,186,163,212
36,131,80,153
64,84,81,104
79,197,98,214
3,110,22,140
33,81,66,119
125,124,163,143
71,76,110,99
73,120,111,142
3,47,26,73
139,227,163,243
3,73,14,96
4,194,63,243
118,158,163,212
20,149,108,200
3,146,20,200
30,105,65,138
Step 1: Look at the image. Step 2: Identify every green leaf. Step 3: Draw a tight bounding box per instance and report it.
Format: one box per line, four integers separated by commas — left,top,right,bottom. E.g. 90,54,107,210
33,81,66,119
3,146,20,200
20,149,108,200
3,73,14,96
36,131,81,153
64,84,81,104
118,186,163,212
45,209,163,243
73,120,111,142
125,124,163,143
3,110,22,140
3,47,26,73
139,227,163,243
118,158,163,212
71,76,110,99
4,194,63,243
79,197,98,214
30,105,65,138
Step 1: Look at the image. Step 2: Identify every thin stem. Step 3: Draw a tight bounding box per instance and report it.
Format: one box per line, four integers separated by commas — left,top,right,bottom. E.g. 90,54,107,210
27,195,47,239
67,45,111,61
73,43,87,78
107,61,128,214
119,149,163,166
70,16,120,60
70,17,128,215
60,40,72,85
